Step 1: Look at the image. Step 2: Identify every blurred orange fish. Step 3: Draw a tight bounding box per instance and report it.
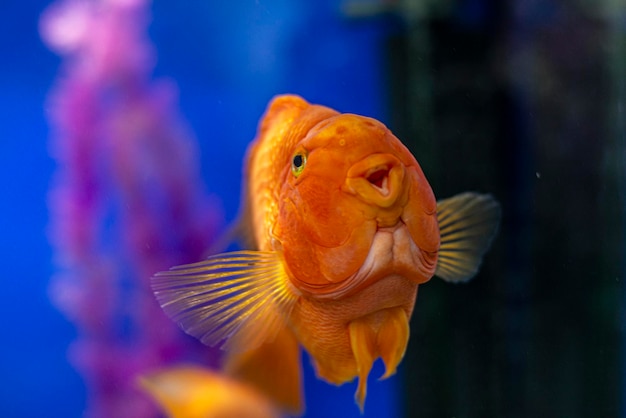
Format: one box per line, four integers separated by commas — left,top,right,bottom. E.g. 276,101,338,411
139,366,279,418
152,95,500,414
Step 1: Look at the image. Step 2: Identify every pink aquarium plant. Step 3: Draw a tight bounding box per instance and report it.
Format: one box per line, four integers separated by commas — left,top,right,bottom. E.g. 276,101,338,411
41,0,223,416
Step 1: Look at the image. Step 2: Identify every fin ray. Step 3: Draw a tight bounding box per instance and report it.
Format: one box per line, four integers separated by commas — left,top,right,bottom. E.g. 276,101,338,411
435,192,500,282
152,250,298,352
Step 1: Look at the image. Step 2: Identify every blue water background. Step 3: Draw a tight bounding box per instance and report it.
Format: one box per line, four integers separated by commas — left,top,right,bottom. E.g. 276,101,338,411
0,0,401,417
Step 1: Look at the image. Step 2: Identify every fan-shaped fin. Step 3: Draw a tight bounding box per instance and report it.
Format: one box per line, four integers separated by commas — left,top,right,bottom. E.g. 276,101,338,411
435,192,501,282
152,251,299,353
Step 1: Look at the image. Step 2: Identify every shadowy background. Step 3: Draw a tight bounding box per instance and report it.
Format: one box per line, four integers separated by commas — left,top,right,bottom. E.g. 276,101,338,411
1,0,625,417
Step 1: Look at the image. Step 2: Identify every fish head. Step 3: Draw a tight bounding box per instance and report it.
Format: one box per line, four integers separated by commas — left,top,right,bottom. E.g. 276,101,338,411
274,105,440,297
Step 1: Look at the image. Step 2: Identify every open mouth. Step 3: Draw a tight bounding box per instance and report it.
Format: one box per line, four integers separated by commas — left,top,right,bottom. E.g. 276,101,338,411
345,153,404,208
367,168,388,188
366,167,390,195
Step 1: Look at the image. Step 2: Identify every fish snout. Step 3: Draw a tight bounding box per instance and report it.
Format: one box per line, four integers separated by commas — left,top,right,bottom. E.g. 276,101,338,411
344,154,406,211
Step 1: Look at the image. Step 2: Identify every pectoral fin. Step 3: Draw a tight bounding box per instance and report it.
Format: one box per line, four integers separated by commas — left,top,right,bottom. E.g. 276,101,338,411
435,192,501,282
152,250,299,353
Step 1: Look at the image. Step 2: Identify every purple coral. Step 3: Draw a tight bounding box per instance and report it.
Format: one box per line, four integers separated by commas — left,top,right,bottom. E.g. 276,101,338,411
41,0,222,416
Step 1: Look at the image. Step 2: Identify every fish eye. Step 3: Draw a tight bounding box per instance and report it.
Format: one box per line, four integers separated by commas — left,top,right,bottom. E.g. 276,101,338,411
291,151,307,177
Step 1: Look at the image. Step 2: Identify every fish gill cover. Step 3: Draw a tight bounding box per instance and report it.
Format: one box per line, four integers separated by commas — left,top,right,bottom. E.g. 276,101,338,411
40,0,223,416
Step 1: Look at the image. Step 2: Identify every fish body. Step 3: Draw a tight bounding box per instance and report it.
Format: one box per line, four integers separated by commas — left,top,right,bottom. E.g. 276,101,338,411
153,95,500,414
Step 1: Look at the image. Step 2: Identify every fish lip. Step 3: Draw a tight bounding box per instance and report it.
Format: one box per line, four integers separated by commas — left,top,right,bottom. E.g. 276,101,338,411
344,154,405,209
304,222,432,300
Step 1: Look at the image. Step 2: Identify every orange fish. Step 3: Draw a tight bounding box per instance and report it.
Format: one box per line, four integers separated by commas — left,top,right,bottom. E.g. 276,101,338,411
152,94,500,414
139,366,279,418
